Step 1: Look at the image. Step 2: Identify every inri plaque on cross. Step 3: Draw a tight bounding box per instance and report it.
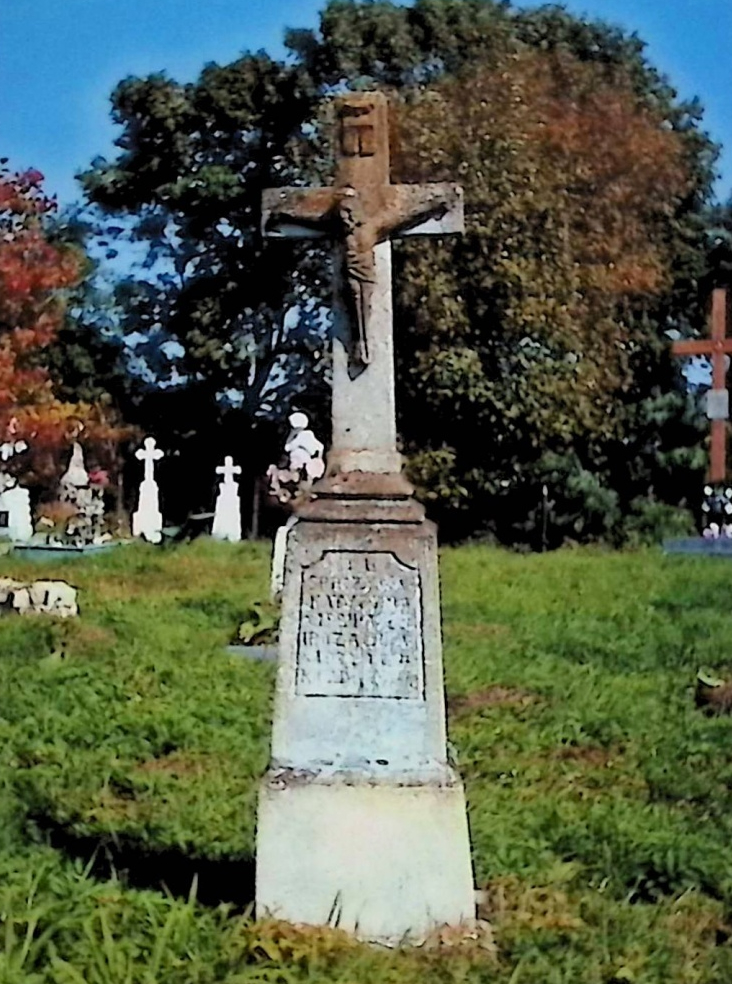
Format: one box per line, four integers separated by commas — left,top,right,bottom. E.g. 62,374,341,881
262,91,464,477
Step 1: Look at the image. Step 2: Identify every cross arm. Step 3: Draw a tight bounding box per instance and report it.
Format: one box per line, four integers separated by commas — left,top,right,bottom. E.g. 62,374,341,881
261,187,340,240
672,339,732,357
382,183,464,239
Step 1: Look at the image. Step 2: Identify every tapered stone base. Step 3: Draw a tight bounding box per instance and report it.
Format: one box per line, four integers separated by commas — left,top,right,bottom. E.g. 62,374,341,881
256,771,475,943
256,497,475,942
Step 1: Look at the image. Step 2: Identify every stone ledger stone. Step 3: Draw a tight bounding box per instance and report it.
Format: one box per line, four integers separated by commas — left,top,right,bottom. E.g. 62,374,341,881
256,516,475,942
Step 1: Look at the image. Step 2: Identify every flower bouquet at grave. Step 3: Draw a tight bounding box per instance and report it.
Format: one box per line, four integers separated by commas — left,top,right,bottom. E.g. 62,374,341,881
266,412,325,505
34,500,81,544
701,484,732,539
35,467,113,546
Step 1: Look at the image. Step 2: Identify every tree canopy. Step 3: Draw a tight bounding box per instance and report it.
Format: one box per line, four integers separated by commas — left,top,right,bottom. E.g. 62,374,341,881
0,164,127,485
78,0,723,542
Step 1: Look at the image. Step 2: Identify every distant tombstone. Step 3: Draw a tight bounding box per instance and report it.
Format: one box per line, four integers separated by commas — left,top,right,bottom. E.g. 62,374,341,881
0,438,32,542
58,443,106,546
270,514,298,600
212,456,242,542
0,485,32,542
132,437,164,544
0,576,78,617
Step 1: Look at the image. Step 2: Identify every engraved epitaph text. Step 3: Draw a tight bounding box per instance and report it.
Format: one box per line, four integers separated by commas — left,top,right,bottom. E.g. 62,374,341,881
296,551,424,699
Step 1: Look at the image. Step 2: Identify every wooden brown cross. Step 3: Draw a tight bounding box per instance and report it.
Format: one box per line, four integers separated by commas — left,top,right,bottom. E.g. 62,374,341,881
261,92,464,477
672,287,732,483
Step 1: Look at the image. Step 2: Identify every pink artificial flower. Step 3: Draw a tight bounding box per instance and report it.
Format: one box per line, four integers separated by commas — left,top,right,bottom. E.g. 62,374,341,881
88,468,110,488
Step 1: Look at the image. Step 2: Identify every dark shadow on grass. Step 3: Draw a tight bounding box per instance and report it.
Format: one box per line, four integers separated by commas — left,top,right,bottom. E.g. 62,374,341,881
30,816,255,909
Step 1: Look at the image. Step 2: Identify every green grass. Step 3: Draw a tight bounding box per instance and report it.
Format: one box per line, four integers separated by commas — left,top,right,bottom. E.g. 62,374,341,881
2,540,732,981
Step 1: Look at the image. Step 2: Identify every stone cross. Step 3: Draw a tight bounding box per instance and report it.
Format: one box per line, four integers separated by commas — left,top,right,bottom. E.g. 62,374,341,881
135,437,163,484
212,455,242,543
216,455,242,485
262,91,464,477
256,93,474,944
672,287,731,482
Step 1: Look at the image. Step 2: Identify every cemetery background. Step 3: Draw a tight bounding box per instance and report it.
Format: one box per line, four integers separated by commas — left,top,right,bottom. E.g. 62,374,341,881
1,0,732,978
3,0,722,548
1,540,732,981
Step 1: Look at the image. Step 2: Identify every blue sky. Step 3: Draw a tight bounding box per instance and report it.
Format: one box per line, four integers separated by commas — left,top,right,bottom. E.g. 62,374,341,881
1,0,730,207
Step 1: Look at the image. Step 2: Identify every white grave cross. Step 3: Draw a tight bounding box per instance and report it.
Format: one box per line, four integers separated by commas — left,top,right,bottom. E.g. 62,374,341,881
132,437,164,544
212,455,242,542
136,437,163,482
216,455,242,485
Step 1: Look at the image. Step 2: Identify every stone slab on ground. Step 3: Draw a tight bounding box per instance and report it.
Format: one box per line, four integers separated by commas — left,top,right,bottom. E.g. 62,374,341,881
664,538,732,556
13,542,124,562
226,645,278,662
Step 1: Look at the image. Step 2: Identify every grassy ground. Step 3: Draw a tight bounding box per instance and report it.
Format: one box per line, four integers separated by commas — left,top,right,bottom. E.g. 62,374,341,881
2,540,732,982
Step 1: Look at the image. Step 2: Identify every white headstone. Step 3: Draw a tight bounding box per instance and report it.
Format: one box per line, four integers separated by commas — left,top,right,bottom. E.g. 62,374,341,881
0,439,32,542
212,455,242,542
0,485,32,542
270,514,298,600
132,437,164,544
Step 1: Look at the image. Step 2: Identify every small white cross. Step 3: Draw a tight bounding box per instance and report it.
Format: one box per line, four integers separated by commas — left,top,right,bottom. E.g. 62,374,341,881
216,455,242,485
136,437,164,483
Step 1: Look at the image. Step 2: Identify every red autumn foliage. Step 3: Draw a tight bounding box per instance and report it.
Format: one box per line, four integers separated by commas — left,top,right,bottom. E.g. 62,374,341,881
0,163,126,483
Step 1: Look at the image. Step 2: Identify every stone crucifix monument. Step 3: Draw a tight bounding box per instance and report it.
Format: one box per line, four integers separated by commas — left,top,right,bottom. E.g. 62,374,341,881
256,92,475,943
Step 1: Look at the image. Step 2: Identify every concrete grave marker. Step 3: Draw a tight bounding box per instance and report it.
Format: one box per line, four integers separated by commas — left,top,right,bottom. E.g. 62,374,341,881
212,456,242,542
132,437,164,544
0,438,32,542
58,443,106,545
256,92,474,944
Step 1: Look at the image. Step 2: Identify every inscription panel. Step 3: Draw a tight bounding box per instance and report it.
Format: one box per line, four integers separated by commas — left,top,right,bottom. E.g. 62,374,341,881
295,550,424,700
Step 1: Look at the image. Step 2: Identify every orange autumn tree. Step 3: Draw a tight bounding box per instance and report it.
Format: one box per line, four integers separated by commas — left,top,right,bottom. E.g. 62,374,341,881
385,46,702,538
0,162,125,486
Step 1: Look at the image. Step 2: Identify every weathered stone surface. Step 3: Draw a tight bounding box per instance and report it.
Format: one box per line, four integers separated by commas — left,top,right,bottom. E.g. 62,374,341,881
270,515,298,600
295,550,424,700
0,577,78,616
257,777,474,944
269,519,449,775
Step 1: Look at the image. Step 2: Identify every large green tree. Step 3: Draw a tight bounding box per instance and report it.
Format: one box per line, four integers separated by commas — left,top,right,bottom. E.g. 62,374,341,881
81,0,721,542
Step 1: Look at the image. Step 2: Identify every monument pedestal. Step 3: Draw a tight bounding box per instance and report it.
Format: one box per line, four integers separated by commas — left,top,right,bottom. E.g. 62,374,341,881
255,491,475,942
257,771,473,943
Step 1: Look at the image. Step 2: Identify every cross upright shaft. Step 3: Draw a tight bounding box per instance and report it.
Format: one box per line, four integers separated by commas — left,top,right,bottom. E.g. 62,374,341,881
262,92,464,479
